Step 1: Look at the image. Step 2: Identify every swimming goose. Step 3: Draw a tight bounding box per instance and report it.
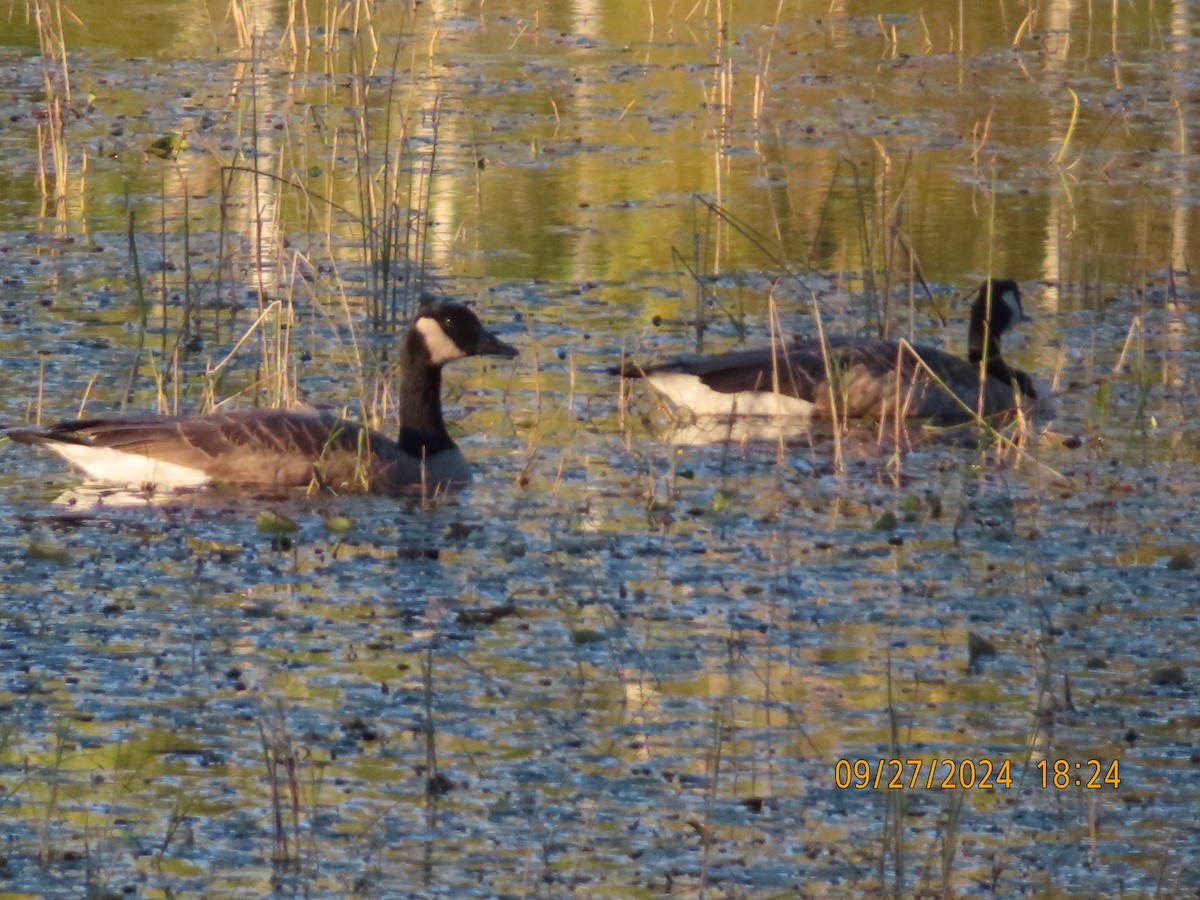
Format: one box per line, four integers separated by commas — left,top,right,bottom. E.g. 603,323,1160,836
5,300,518,494
618,279,1043,423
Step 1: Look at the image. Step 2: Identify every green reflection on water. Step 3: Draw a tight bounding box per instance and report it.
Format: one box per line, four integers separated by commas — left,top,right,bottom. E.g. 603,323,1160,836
0,2,1197,896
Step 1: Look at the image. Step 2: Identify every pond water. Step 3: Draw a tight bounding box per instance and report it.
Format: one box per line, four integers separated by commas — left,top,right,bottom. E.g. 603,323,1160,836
2,0,1200,896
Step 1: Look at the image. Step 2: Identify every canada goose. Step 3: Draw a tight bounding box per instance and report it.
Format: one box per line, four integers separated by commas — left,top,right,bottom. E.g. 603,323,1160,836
618,279,1044,423
5,300,518,494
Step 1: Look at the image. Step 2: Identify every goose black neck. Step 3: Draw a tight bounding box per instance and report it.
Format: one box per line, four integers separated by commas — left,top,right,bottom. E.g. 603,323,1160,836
398,332,456,457
967,297,1003,367
968,338,1003,367
969,325,1036,398
967,281,1015,371
965,282,1035,399
970,350,1038,399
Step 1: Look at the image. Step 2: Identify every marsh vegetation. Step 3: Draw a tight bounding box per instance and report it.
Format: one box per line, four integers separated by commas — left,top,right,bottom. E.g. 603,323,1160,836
1,0,1199,896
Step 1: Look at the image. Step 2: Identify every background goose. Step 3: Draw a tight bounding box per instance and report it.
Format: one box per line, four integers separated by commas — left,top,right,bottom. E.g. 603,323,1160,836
619,279,1044,423
5,300,518,494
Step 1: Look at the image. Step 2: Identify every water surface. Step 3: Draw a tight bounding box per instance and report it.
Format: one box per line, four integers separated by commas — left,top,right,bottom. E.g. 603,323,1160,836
1,1,1199,896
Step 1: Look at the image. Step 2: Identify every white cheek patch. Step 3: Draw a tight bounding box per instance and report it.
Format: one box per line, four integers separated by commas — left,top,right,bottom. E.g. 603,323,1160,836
48,443,213,489
415,317,467,364
1001,288,1024,325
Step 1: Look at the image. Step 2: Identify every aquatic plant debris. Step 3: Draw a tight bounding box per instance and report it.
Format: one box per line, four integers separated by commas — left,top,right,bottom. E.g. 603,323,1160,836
1,1,1200,896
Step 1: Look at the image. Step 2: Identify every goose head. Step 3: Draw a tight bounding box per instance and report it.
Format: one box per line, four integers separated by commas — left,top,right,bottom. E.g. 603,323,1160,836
968,279,1026,363
409,300,519,366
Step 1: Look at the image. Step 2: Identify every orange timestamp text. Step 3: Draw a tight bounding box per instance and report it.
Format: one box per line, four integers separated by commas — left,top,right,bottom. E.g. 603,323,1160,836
834,758,1121,790
1035,758,1121,789
835,758,1014,790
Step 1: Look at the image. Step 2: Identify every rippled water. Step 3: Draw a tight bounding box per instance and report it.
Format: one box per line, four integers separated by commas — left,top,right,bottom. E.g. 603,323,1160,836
2,1,1199,896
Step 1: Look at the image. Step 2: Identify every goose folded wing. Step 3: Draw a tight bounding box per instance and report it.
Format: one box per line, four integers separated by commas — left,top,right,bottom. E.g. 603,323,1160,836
32,411,398,488
654,346,827,400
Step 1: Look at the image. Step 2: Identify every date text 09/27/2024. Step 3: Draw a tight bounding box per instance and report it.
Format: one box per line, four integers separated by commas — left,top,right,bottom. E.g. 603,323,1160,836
834,758,1122,791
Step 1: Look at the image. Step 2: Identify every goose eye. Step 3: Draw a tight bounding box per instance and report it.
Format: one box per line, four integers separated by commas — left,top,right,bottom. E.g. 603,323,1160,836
444,317,454,330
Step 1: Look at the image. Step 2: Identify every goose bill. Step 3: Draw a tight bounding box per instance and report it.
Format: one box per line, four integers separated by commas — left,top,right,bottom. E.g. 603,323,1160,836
478,330,519,359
